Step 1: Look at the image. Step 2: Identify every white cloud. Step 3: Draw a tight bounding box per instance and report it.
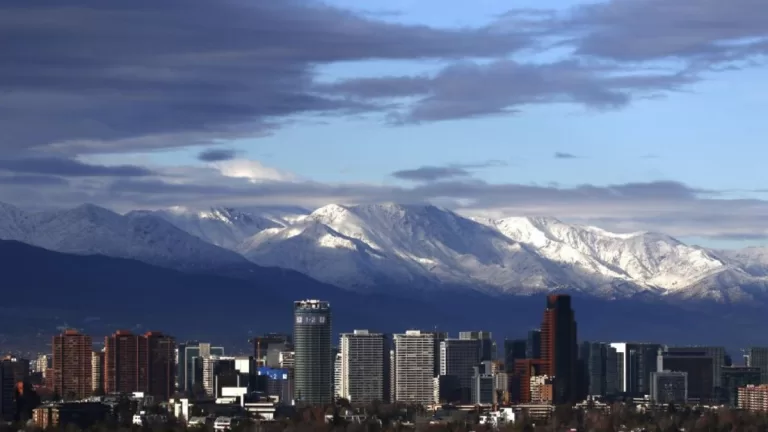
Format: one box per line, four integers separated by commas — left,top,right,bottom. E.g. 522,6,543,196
212,159,297,183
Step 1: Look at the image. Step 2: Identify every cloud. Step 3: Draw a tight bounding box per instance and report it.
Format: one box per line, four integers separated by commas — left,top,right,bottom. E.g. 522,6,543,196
555,0,768,66
0,174,68,186
3,157,766,241
0,0,530,155
198,148,239,162
0,157,154,177
554,152,579,159
320,60,696,123
392,160,507,182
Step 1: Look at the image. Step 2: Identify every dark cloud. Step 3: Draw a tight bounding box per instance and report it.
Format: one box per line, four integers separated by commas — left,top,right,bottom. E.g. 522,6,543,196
198,148,239,162
0,157,154,177
554,152,579,159
558,0,768,65
0,175,68,186
321,60,696,123
1,0,529,155
392,160,507,182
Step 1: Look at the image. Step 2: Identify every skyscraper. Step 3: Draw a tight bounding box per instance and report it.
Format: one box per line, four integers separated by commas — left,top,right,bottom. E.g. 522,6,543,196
340,330,387,404
294,299,332,405
579,342,619,397
0,356,30,421
504,339,527,370
91,351,104,394
177,342,225,393
540,294,578,404
52,329,92,400
745,347,768,384
144,331,176,400
609,342,662,396
459,331,493,361
527,330,542,359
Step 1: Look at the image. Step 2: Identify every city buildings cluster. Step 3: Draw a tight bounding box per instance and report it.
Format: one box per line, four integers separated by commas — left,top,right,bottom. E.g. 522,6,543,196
6,294,768,427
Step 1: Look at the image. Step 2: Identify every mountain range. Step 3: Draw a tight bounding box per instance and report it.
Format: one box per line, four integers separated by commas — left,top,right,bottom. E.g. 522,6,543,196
3,200,768,350
4,201,768,303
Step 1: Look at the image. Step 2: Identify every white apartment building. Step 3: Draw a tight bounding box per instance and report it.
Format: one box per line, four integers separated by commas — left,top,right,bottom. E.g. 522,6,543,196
339,330,386,404
394,330,436,404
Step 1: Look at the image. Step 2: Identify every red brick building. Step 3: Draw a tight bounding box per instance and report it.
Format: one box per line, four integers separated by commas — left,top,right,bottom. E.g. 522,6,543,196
104,331,175,400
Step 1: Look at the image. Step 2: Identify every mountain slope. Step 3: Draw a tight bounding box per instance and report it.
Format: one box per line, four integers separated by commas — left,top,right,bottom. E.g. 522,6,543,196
130,207,283,249
0,202,248,270
239,203,654,296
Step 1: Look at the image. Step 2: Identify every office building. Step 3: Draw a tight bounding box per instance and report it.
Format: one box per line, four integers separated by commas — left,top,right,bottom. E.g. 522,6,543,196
580,342,619,397
91,351,104,394
144,331,176,400
658,350,713,403
52,329,93,400
504,339,527,371
745,348,768,384
540,294,578,404
257,367,293,402
472,365,495,405
0,356,30,421
527,330,542,359
252,334,292,368
293,299,332,405
722,366,761,407
340,330,387,404
650,371,687,404
609,342,661,396
177,342,224,393
440,339,480,403
512,359,546,403
739,385,768,412
459,331,493,361
666,346,724,398
394,330,436,404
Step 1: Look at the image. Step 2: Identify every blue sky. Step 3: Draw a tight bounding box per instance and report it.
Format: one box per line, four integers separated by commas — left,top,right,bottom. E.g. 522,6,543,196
2,0,768,247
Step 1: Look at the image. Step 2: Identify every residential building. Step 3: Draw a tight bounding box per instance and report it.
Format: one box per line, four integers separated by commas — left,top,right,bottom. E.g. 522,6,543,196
52,329,92,400
104,330,176,400
91,351,104,394
394,330,436,404
529,375,554,403
650,371,687,404
293,299,332,405
340,330,387,404
440,339,480,403
144,331,176,400
540,294,578,404
739,384,768,412
512,359,546,403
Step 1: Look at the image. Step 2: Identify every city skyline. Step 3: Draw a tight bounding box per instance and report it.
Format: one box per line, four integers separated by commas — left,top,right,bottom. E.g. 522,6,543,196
2,0,768,249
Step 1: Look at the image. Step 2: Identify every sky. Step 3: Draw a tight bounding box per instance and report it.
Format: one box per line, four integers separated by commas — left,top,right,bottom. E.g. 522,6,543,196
1,0,768,248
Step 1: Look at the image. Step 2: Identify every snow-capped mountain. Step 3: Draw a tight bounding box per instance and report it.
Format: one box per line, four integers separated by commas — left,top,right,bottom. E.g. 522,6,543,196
0,202,248,270
235,203,747,298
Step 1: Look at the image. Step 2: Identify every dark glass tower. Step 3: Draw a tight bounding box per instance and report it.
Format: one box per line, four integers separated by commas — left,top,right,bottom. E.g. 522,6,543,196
294,299,332,405
541,294,578,404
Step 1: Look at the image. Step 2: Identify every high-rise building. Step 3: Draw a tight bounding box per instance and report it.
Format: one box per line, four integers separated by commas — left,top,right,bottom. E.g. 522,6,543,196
471,365,495,405
0,356,30,421
293,299,332,405
440,339,480,403
609,342,661,396
91,351,104,394
394,330,436,404
339,330,387,404
104,330,142,395
527,330,542,359
658,350,714,403
459,331,493,361
144,331,176,400
579,342,619,398
104,331,175,400
666,346,725,399
745,348,768,384
540,294,578,404
52,329,93,400
739,385,768,412
177,342,225,393
34,355,50,377
650,371,687,404
722,366,761,407
504,339,527,371
252,334,292,368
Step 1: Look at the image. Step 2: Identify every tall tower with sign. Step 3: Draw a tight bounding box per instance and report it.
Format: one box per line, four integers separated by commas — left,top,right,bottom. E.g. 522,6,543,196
294,299,332,405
